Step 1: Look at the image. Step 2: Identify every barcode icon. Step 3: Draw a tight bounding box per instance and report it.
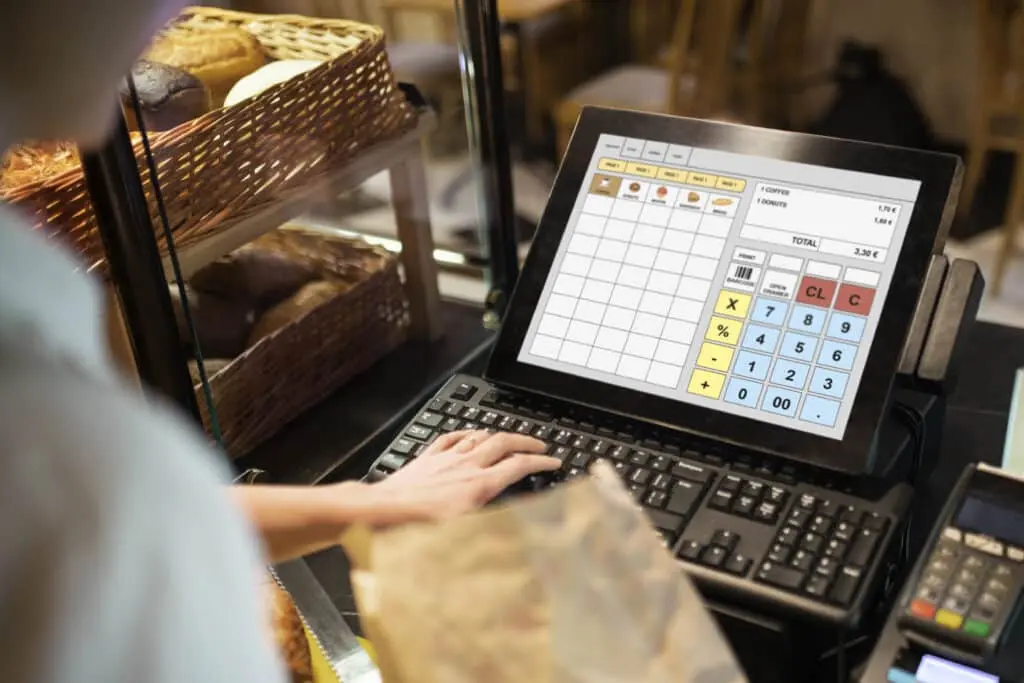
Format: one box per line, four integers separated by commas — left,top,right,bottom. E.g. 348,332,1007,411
733,265,753,281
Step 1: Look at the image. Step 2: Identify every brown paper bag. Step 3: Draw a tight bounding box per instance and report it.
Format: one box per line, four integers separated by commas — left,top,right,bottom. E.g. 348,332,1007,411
341,463,748,683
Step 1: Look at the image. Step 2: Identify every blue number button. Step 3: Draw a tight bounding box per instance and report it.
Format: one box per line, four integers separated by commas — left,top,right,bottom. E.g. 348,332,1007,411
733,350,770,381
770,358,810,390
788,304,826,335
750,298,789,326
742,324,781,353
810,367,848,398
800,395,841,427
778,331,818,362
826,312,866,342
724,377,763,409
818,339,857,370
761,385,800,417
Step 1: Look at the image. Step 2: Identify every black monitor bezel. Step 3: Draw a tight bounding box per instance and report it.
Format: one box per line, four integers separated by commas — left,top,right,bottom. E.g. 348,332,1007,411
485,107,961,474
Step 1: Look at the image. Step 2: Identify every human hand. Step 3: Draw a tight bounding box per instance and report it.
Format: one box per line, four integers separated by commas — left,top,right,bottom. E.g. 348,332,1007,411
353,430,561,526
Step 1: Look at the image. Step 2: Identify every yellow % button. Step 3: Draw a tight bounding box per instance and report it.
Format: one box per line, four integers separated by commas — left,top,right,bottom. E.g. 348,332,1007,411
705,316,743,346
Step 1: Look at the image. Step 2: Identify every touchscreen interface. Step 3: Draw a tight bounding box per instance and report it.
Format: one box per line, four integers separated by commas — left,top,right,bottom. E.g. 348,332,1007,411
517,134,922,440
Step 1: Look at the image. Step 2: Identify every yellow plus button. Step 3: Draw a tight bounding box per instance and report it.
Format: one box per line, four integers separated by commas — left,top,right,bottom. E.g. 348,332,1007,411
688,369,725,399
705,316,743,346
714,290,752,318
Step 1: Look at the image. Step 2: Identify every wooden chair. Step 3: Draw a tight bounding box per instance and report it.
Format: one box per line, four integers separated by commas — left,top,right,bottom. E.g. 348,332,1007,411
552,0,746,157
961,0,1024,295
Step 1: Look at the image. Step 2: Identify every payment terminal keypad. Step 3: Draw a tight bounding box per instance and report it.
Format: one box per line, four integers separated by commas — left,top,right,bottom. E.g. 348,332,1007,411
688,254,878,430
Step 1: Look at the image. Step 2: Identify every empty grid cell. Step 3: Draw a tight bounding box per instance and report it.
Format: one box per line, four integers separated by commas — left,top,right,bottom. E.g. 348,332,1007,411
668,210,701,232
639,290,673,316
558,340,592,366
654,250,688,273
633,312,667,337
684,255,718,280
596,238,628,262
587,348,621,373
647,270,681,294
603,218,636,242
538,313,570,338
654,339,690,365
588,258,621,283
575,213,607,236
844,267,881,287
617,354,651,380
568,233,599,257
531,334,562,359
698,214,732,237
663,318,697,344
580,278,613,303
634,224,666,247
561,253,592,277
603,305,636,331
677,276,711,301
618,264,651,289
691,235,726,259
639,204,672,227
769,254,803,271
565,319,599,345
595,326,629,352
661,230,695,254
545,293,578,318
625,333,659,359
625,244,658,267
610,200,643,222
553,272,584,297
583,194,614,216
669,297,703,322
611,284,643,309
647,361,683,388
573,299,607,324
806,261,841,279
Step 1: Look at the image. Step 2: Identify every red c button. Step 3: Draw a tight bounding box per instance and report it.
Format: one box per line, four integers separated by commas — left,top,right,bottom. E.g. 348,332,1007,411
835,284,875,314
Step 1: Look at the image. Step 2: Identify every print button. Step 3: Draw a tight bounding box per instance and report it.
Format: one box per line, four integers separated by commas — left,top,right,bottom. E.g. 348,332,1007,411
750,298,789,326
714,290,752,318
835,283,876,315
696,343,734,372
796,276,837,308
688,369,726,399
724,377,762,408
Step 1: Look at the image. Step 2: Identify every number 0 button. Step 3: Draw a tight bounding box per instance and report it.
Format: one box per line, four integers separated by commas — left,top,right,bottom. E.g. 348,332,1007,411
762,386,800,417
818,339,857,370
810,367,848,398
724,377,762,408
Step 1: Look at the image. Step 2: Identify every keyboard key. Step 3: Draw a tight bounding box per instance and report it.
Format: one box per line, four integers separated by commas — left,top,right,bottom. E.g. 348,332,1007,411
572,435,592,450
815,557,840,581
741,481,765,498
429,399,448,412
732,495,757,517
800,533,824,555
672,461,711,485
720,475,742,493
553,429,572,444
702,546,728,568
516,420,535,434
798,493,817,510
791,549,815,573
757,562,806,591
753,502,780,524
444,402,464,416
839,506,864,526
533,425,553,440
480,412,499,426
612,461,631,478
650,472,672,491
609,445,630,461
643,509,684,540
833,521,856,543
817,499,839,518
416,411,444,428
667,480,704,518
392,438,416,455
726,553,752,576
551,445,572,463
708,489,734,511
379,453,409,471
768,543,792,564
829,567,863,606
406,424,434,441
863,512,888,533
711,530,740,553
767,486,788,505
678,540,703,562
824,539,848,561
628,484,646,501
645,490,668,508
630,468,652,486
566,467,585,479
805,575,831,599
451,382,476,401
630,450,651,466
498,415,517,430
590,439,612,455
441,417,463,432
777,527,800,546
809,515,832,536
787,508,812,529
461,406,481,421
480,390,499,406
650,455,672,472
847,529,880,568
570,451,591,468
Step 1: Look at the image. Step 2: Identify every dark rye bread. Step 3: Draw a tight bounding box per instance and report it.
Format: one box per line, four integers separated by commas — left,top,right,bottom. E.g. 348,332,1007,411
120,60,212,132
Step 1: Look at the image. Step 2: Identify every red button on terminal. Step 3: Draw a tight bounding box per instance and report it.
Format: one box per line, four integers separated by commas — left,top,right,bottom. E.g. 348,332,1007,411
910,599,937,620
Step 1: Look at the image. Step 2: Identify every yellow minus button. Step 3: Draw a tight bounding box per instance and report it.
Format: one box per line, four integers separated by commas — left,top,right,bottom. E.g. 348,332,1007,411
688,369,725,399
934,609,963,630
716,176,747,192
598,158,626,172
657,167,686,182
625,162,658,178
696,343,734,372
686,171,718,188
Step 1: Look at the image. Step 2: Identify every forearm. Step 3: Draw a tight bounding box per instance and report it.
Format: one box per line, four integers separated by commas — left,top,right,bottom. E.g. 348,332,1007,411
229,482,374,563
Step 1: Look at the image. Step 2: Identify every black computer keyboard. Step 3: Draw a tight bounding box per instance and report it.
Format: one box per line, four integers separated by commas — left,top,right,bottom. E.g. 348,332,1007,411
368,375,912,628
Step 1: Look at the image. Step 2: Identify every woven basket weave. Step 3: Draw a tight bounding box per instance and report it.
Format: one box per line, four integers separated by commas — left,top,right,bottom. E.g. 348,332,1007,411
1,7,416,274
197,227,409,457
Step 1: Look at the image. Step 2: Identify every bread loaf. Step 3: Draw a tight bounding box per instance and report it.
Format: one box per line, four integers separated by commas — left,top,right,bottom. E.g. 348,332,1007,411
168,284,256,358
146,27,265,107
121,60,211,132
248,280,350,346
224,60,322,108
266,579,313,683
189,244,316,306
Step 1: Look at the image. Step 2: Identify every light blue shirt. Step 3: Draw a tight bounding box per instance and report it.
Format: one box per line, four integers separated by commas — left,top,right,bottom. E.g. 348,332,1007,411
0,207,286,683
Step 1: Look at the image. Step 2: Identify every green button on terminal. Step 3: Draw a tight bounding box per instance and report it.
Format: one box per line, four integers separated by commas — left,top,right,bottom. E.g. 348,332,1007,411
964,620,991,638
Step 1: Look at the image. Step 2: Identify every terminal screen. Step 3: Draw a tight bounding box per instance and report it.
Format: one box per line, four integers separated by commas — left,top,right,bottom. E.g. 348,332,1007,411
517,134,922,440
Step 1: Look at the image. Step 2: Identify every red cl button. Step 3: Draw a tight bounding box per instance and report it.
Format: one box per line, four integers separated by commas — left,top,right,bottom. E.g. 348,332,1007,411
795,276,837,308
835,284,875,314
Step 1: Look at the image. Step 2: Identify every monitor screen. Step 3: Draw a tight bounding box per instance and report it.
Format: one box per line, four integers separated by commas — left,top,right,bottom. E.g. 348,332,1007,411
516,133,922,441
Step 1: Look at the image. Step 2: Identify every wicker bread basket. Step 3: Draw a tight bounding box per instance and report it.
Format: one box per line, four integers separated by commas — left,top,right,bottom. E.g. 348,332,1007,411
1,7,416,274
197,227,409,457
